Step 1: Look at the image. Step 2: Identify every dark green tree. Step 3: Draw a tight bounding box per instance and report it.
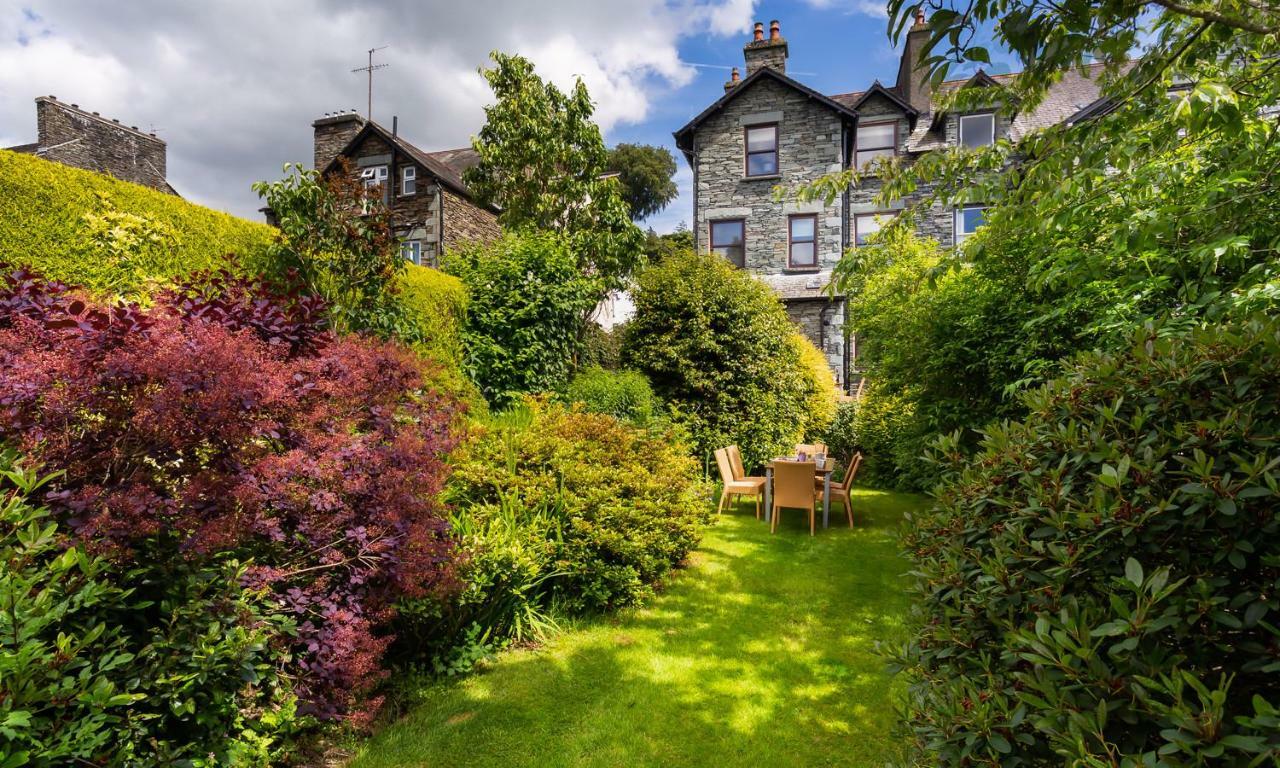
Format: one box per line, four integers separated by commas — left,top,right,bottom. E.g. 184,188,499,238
465,52,644,297
606,143,678,221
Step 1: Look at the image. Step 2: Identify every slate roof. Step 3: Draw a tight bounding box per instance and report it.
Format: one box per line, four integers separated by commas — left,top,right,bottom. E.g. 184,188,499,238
325,121,495,210
4,142,37,154
828,61,1120,150
756,270,842,300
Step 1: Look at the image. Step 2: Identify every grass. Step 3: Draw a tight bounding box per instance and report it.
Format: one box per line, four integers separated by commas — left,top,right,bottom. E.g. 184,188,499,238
351,488,924,768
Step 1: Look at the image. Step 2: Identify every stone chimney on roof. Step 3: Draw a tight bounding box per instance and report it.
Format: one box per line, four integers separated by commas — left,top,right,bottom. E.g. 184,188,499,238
312,110,365,171
723,66,741,92
743,19,787,77
896,7,932,112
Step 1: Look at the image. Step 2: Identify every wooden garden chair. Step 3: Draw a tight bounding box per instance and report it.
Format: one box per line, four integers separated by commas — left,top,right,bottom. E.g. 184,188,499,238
796,442,827,458
726,445,766,517
715,448,764,517
823,453,863,528
771,459,818,535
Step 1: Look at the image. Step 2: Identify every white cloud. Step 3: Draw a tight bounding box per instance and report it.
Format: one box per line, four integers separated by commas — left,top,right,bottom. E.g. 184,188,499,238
0,0,748,218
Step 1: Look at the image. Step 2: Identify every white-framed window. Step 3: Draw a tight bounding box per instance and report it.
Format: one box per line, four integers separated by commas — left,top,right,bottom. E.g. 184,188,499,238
359,165,389,211
400,239,422,265
959,113,995,149
401,165,416,196
853,211,897,246
855,121,897,172
954,205,988,242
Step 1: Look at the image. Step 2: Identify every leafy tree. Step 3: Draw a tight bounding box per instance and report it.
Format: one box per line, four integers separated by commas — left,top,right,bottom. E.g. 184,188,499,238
606,143,678,221
623,252,834,471
444,232,601,407
642,225,694,261
252,160,407,336
466,52,644,296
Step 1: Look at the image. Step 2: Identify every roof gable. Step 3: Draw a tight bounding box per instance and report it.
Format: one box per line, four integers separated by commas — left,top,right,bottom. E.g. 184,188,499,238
846,81,917,118
325,121,494,209
673,67,858,153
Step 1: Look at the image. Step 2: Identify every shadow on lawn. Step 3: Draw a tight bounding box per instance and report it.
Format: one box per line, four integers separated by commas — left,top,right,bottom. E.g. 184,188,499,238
353,488,920,768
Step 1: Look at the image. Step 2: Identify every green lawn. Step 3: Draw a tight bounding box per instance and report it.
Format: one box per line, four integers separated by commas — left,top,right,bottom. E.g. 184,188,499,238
351,488,923,768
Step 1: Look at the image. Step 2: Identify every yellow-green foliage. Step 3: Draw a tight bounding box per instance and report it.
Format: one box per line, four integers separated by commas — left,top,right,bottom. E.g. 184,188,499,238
0,149,274,296
791,331,838,440
394,263,481,407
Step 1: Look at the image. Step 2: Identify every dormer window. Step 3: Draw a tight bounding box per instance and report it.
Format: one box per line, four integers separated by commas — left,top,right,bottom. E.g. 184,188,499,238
745,124,778,177
855,121,897,171
401,165,416,196
959,114,995,149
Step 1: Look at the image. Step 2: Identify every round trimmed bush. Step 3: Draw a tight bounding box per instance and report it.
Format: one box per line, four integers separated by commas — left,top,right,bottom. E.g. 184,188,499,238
622,251,835,471
898,316,1280,764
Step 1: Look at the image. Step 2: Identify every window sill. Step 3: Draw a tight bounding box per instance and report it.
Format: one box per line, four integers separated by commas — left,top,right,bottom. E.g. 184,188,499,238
742,174,781,182
783,266,821,274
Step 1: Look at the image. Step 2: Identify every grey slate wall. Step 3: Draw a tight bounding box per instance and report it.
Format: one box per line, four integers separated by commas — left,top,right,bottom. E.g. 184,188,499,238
693,77,845,275
34,97,169,193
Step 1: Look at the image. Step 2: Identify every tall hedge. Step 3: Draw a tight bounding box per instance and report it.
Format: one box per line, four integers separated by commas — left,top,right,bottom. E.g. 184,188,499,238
898,316,1280,764
623,251,836,471
0,149,273,295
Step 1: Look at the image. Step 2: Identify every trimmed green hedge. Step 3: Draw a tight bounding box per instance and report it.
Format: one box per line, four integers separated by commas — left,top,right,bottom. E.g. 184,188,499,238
0,149,274,294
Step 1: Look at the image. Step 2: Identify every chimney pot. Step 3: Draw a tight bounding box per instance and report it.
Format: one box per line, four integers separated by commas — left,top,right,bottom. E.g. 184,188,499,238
914,7,926,25
732,67,740,82
770,20,781,40
753,22,764,41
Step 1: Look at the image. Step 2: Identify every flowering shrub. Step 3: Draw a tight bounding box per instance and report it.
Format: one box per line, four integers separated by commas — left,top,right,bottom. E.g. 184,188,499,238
0,267,464,724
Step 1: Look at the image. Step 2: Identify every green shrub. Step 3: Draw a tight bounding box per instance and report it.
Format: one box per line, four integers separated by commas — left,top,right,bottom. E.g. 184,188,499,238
445,232,601,407
622,251,824,471
0,149,273,296
393,263,480,406
792,331,838,440
820,401,857,463
432,399,706,629
580,321,625,369
898,316,1280,764
562,366,658,425
0,452,300,766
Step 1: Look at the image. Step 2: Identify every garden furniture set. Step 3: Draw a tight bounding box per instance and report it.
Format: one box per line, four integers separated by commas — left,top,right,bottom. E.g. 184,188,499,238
714,444,863,535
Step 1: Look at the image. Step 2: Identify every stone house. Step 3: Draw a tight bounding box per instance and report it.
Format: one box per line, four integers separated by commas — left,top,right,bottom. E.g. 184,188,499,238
310,111,500,266
6,96,176,194
674,17,1117,391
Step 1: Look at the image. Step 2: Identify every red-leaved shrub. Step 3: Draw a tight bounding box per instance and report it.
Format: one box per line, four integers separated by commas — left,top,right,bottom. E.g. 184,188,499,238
0,268,464,723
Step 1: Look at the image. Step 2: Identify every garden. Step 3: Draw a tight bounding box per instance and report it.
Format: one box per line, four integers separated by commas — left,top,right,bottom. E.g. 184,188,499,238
3,0,1280,765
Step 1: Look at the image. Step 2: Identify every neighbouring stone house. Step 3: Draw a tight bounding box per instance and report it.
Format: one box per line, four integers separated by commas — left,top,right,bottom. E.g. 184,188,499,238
674,17,1118,392
5,96,177,194
309,111,500,266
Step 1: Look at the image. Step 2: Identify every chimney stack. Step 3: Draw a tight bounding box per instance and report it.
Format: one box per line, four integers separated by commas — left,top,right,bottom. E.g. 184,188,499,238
724,66,741,92
896,7,933,112
743,19,788,76
312,110,365,171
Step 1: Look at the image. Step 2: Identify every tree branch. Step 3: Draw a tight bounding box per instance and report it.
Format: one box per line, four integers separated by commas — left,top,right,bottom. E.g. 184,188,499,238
1147,0,1279,34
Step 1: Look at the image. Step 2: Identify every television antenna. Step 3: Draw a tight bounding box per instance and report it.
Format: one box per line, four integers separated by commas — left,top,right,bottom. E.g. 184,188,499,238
352,45,390,120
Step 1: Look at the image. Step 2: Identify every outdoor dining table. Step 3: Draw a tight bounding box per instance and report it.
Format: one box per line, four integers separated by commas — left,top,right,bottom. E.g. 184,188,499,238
763,457,835,529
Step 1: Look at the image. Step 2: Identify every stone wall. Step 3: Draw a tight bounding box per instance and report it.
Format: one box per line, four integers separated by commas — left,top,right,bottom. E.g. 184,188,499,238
693,77,845,275
786,298,847,386
442,189,501,252
34,97,170,193
312,112,364,171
